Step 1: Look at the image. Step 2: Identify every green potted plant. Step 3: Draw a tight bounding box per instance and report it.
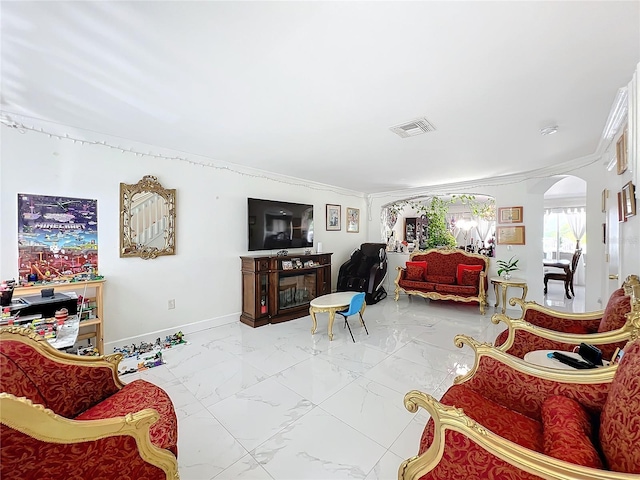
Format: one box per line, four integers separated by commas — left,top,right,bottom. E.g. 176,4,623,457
497,256,519,280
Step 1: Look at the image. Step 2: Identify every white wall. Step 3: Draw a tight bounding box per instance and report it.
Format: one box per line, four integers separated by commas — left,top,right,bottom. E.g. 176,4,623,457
0,127,367,345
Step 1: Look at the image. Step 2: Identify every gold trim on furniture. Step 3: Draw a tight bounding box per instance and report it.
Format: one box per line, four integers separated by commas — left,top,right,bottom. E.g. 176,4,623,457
394,249,489,314
453,334,618,385
399,388,634,480
0,326,123,388
1,394,179,480
120,175,176,259
0,326,179,479
399,335,633,480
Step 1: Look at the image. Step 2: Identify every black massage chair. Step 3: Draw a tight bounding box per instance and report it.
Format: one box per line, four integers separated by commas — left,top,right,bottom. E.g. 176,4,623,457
336,243,388,304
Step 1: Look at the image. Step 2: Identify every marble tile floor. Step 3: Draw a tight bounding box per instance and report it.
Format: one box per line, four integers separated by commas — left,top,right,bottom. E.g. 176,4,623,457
123,296,508,480
543,280,586,313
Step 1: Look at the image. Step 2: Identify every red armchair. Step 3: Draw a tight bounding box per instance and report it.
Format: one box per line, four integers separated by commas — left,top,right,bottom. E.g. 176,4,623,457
399,334,640,480
492,274,639,359
0,327,179,480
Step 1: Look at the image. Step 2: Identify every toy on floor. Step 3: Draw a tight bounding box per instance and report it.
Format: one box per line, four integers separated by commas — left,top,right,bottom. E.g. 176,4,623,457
115,331,186,375
113,331,186,358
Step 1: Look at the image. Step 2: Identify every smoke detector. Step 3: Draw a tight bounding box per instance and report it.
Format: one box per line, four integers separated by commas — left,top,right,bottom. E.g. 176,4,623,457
390,117,436,138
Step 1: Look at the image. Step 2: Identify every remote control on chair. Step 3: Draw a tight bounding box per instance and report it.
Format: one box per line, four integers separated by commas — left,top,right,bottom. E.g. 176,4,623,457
551,351,596,369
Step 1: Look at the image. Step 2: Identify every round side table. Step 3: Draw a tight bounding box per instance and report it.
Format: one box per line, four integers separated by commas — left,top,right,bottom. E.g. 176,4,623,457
490,276,528,314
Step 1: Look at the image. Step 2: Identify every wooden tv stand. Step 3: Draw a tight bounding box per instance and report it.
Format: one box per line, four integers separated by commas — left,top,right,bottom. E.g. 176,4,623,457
240,253,332,327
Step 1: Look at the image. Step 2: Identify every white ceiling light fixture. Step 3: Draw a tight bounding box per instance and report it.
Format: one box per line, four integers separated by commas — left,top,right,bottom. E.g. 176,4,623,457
389,117,436,138
540,125,559,136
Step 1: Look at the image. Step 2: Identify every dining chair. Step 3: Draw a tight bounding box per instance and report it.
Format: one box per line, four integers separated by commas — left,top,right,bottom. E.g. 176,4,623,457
337,292,367,342
544,248,582,299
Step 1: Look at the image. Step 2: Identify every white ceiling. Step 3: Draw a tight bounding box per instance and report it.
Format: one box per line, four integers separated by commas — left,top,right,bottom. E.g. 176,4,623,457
1,1,639,194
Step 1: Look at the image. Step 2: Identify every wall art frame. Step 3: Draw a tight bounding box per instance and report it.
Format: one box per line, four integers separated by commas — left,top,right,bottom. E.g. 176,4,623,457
622,181,636,218
601,188,608,213
18,193,99,279
120,175,176,259
496,225,525,245
326,204,341,231
346,207,360,233
617,191,626,223
497,206,523,224
616,128,628,175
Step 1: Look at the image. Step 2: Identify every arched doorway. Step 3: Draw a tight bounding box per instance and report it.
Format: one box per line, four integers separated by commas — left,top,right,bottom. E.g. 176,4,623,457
543,176,587,312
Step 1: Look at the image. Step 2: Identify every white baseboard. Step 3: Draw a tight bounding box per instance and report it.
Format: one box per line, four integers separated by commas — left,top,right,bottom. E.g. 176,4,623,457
104,312,239,353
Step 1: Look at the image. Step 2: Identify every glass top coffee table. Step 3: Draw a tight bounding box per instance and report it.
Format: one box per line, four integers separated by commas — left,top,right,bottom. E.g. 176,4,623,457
309,292,365,341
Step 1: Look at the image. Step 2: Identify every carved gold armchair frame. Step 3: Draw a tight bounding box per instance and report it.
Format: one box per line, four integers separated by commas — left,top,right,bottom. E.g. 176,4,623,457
398,335,637,480
0,327,179,480
492,274,640,354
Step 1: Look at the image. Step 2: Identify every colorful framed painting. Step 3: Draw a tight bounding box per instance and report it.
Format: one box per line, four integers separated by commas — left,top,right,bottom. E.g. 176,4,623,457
346,207,360,233
18,193,99,281
496,225,525,245
497,206,523,224
326,204,341,231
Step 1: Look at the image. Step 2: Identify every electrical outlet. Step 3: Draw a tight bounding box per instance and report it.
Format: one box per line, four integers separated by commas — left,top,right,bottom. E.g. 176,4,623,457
168,299,175,310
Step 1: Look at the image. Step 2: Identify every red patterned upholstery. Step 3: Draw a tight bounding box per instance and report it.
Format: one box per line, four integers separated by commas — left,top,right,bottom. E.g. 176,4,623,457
496,287,632,359
0,353,45,406
406,339,640,480
459,269,481,286
456,264,483,284
541,395,603,469
406,265,425,281
428,385,544,450
0,429,166,480
522,308,601,333
600,339,640,473
76,379,178,456
398,280,436,291
464,355,610,420
0,329,178,480
495,329,580,359
598,294,631,333
396,249,488,313
425,275,455,284
406,261,428,279
418,428,543,480
0,340,118,418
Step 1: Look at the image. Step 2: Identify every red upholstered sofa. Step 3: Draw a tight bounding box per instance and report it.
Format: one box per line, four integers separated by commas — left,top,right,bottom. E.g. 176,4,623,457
399,334,640,480
394,249,489,314
492,274,639,360
0,327,179,480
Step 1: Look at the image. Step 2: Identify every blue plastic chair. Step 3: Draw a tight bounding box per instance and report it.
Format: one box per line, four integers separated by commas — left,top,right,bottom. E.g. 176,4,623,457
337,292,368,342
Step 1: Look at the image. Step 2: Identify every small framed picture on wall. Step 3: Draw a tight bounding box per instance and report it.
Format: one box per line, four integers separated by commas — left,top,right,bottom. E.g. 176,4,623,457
346,207,360,233
496,225,525,245
326,204,341,231
622,181,636,218
497,206,523,224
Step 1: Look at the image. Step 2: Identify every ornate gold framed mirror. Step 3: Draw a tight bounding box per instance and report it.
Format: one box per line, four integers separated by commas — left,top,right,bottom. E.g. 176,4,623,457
120,175,176,259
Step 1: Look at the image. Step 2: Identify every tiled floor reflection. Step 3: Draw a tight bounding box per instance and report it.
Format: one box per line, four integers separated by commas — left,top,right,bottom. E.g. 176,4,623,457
124,295,508,479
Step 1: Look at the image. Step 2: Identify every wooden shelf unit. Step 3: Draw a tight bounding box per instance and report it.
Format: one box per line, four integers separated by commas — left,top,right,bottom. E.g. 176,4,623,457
240,253,332,328
12,279,105,354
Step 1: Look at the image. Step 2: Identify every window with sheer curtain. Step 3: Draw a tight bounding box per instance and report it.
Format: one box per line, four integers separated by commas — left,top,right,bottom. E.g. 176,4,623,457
543,208,586,260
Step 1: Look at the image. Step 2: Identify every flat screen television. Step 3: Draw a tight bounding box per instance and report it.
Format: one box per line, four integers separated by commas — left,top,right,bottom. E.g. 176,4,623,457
248,198,314,251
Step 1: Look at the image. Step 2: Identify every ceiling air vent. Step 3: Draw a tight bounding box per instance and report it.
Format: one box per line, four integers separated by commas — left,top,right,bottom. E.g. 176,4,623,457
389,117,436,138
